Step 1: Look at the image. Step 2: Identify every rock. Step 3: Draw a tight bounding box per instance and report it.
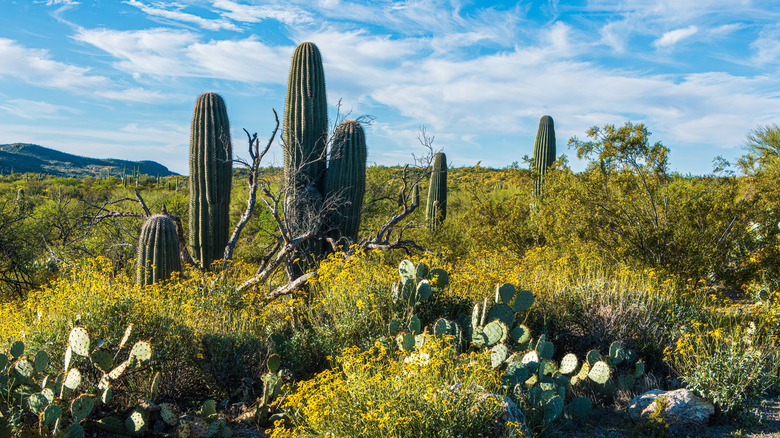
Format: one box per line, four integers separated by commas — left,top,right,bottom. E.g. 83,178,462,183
482,394,534,438
628,388,715,435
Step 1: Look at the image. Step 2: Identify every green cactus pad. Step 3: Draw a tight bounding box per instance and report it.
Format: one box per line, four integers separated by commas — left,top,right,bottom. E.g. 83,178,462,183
568,397,591,419
487,304,515,327
64,345,72,373
536,339,554,361
41,388,55,403
539,376,556,391
408,315,421,335
400,278,416,305
71,394,94,423
528,386,543,407
429,268,449,289
496,283,516,305
635,361,645,377
521,350,540,372
101,385,113,404
28,392,48,415
150,371,161,400
416,280,432,302
554,375,570,390
483,321,507,346
207,420,223,437
129,341,152,363
398,260,415,280
512,289,535,312
190,418,210,438
625,348,637,363
609,341,622,360
96,416,126,434
470,327,487,349
560,353,578,374
33,350,49,373
201,399,217,418
160,403,178,426
0,352,7,370
63,423,85,438
541,360,558,376
40,404,62,426
388,319,401,336
618,373,636,390
64,367,81,390
433,318,449,338
503,362,530,386
118,324,134,352
415,262,429,282
266,354,281,374
14,358,34,380
588,360,610,384
586,349,601,366
544,395,563,423
471,303,481,331
510,324,531,345
125,408,147,435
576,361,590,381
68,327,90,357
9,340,24,358
491,344,508,368
396,333,415,352
90,349,113,372
178,420,193,438
108,359,130,380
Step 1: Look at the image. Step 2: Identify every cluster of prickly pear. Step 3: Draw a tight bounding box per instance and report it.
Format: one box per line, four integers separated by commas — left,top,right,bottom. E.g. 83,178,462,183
136,214,181,287
466,283,535,350
387,259,449,352
426,152,447,230
189,91,233,270
573,341,645,394
249,353,289,428
0,325,154,436
325,120,367,247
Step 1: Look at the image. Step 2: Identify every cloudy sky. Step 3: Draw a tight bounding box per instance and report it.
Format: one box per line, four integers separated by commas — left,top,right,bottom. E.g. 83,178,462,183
1,0,778,175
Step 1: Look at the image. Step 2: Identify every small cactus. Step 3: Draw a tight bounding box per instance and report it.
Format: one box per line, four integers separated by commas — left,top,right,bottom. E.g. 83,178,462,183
426,152,447,230
136,215,181,287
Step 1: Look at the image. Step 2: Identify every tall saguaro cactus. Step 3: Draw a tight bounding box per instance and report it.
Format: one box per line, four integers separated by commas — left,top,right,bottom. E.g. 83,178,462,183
426,152,447,230
189,91,232,269
326,120,367,246
532,115,556,197
136,214,181,286
284,41,328,272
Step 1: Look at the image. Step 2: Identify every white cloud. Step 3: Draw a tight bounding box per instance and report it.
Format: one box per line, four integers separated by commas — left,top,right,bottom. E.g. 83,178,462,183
0,99,81,119
654,25,698,48
124,0,240,31
751,24,780,65
0,38,109,90
95,88,170,103
211,0,313,25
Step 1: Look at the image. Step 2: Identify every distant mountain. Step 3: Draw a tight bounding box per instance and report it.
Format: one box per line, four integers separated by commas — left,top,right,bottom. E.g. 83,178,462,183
0,143,177,178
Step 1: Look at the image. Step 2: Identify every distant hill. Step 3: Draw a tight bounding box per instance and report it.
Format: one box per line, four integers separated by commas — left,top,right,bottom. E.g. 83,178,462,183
0,143,177,178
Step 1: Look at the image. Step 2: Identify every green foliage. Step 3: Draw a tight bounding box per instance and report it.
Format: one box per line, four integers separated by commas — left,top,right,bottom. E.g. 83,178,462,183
189,91,233,270
532,115,556,197
136,214,181,287
426,152,447,230
325,120,367,247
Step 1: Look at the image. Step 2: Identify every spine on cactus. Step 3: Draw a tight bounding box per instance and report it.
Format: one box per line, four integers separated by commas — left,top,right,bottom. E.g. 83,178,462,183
532,115,556,197
283,42,328,272
426,152,447,230
136,215,181,286
188,91,232,269
325,120,367,246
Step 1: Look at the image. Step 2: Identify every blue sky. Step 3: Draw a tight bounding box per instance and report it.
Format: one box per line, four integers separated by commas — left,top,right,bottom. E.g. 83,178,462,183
0,0,778,175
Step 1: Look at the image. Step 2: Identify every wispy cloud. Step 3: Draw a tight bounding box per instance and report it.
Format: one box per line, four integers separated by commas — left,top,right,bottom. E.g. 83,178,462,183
751,24,780,66
0,99,81,119
211,0,313,25
124,0,240,31
654,25,698,48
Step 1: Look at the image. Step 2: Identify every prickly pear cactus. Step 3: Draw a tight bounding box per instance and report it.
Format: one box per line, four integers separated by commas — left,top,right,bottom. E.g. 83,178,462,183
426,152,447,230
136,214,181,287
189,91,233,270
325,119,367,246
532,114,556,197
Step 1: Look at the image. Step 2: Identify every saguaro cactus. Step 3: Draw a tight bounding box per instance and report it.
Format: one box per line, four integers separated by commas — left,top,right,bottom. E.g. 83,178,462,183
532,115,556,197
188,91,232,269
325,120,367,246
283,41,328,271
426,152,447,230
136,214,181,286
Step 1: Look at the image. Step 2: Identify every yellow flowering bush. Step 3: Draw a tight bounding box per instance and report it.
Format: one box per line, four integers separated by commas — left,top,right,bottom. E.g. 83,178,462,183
271,336,512,438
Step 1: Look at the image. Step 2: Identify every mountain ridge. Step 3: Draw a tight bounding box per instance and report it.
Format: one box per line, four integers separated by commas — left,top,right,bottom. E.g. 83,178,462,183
0,143,178,178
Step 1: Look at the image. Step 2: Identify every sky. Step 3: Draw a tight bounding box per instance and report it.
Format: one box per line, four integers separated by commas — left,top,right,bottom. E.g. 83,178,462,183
0,0,779,175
